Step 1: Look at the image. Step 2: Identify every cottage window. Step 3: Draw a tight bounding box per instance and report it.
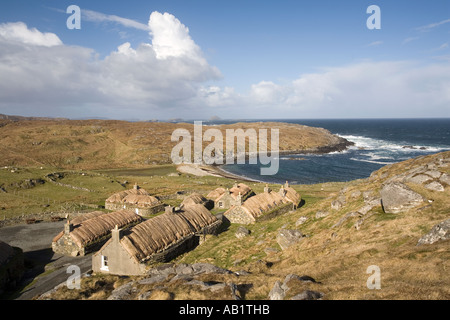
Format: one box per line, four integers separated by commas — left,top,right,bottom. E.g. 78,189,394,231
218,201,224,208
101,255,109,271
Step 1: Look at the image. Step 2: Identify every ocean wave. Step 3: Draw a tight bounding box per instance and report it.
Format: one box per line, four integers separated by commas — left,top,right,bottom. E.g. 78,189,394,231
338,134,447,153
349,157,396,165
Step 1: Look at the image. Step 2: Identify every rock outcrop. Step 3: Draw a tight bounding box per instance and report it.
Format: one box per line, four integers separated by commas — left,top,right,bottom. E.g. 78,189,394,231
268,274,323,300
417,219,450,246
276,229,304,250
380,182,424,214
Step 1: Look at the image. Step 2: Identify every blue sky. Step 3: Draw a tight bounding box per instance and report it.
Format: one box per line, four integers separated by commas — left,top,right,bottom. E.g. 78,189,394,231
0,0,449,120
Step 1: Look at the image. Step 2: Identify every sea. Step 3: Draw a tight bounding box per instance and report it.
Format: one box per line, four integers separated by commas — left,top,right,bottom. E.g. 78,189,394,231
212,118,450,185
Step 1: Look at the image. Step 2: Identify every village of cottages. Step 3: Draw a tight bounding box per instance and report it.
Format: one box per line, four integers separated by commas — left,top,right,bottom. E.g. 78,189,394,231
51,182,301,276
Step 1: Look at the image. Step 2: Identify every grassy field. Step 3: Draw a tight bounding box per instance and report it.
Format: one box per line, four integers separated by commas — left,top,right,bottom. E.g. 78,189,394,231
2,151,450,300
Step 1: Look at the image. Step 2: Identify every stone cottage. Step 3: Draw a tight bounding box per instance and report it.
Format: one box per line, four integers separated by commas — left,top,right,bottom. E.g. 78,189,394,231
207,182,255,210
224,182,301,225
52,210,143,257
105,184,165,217
0,240,24,295
92,204,222,276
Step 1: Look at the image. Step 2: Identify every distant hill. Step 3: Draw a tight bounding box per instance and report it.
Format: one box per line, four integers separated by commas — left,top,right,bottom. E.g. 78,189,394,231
0,113,68,121
0,118,352,169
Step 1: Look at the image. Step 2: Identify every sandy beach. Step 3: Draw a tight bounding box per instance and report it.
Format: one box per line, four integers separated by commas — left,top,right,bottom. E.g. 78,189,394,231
176,163,259,182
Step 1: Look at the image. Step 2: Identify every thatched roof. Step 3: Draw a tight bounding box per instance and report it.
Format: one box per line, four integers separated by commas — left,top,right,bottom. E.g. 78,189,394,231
229,183,252,197
283,186,301,205
206,188,225,200
181,192,208,207
106,186,161,207
0,240,14,265
118,204,220,262
241,191,286,219
67,211,106,226
53,210,143,248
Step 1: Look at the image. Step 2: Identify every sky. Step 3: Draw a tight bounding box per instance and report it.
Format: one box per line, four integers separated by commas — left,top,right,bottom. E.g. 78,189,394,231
0,0,449,120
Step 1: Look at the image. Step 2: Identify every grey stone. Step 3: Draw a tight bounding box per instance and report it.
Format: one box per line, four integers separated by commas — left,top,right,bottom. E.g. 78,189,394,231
424,170,442,179
439,173,450,186
107,282,135,300
332,212,360,228
175,264,194,275
315,211,330,219
191,263,232,275
268,281,285,300
283,274,319,287
276,229,303,250
290,290,324,300
138,274,168,285
235,226,250,239
357,204,376,216
295,216,308,226
186,280,227,292
405,174,433,185
148,263,175,276
417,219,450,246
380,182,424,214
264,247,279,255
424,181,445,192
331,200,344,211
350,190,362,199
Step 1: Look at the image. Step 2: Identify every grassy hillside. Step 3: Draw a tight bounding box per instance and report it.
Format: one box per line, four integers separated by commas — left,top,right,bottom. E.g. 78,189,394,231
38,151,450,300
0,119,350,169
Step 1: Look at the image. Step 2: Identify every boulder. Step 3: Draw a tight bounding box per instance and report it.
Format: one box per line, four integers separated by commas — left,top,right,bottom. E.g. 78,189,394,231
424,170,442,179
268,281,285,300
380,182,424,214
295,216,308,226
439,173,450,186
107,282,135,300
315,211,330,219
424,181,445,192
290,290,324,300
331,200,344,211
276,229,303,250
417,219,450,246
405,174,433,185
235,226,250,239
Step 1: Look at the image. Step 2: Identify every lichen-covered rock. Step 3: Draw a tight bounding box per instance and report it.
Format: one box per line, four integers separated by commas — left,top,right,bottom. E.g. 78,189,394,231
268,280,285,300
380,182,424,214
424,181,445,192
417,219,450,246
235,226,250,239
276,229,303,250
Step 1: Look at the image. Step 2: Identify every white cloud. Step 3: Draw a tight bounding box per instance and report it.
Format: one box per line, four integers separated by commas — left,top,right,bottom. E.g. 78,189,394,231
0,21,62,47
148,11,202,60
82,9,150,31
0,16,449,120
366,41,383,47
241,61,450,118
0,14,221,116
416,18,450,32
402,37,419,45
